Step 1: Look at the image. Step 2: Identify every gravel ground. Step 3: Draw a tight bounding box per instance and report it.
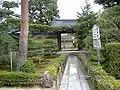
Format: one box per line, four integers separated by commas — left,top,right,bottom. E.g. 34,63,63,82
0,85,55,90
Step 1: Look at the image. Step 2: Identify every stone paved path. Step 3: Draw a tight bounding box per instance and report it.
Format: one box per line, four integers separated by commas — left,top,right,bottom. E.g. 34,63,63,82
59,55,90,90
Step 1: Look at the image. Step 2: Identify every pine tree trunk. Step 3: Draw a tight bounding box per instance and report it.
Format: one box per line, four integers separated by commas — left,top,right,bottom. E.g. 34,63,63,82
16,0,29,71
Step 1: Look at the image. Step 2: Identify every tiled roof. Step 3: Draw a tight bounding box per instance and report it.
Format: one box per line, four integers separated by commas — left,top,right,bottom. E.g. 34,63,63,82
51,19,77,26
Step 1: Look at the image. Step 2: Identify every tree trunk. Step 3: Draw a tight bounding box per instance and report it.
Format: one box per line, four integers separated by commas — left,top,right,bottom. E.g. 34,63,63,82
16,0,29,71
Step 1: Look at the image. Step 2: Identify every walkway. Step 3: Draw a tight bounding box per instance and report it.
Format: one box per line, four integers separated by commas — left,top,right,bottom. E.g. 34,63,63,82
57,50,86,54
59,55,90,90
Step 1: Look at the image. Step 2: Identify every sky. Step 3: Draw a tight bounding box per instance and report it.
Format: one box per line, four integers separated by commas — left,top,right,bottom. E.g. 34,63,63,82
8,0,103,19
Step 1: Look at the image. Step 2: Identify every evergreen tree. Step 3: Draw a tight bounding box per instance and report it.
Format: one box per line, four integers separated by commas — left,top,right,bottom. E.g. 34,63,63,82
77,0,97,50
29,0,59,25
0,1,19,53
17,0,29,71
94,0,120,8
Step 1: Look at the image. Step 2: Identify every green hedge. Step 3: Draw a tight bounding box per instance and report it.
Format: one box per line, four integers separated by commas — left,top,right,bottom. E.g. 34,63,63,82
79,53,120,90
104,43,120,77
29,24,81,33
0,71,37,86
45,54,68,78
20,60,36,73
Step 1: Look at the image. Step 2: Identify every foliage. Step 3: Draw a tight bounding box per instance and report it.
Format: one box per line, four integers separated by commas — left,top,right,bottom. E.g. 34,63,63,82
0,71,37,86
29,0,59,25
45,65,57,78
0,54,17,71
20,60,36,73
28,38,57,57
79,53,120,90
77,0,97,50
0,1,19,18
0,9,14,18
28,50,43,57
2,1,18,10
42,39,57,57
29,24,81,33
84,6,120,63
100,5,120,30
45,54,67,78
0,0,20,40
94,0,120,8
0,54,10,65
0,1,20,55
103,43,120,77
28,39,42,50
0,34,17,54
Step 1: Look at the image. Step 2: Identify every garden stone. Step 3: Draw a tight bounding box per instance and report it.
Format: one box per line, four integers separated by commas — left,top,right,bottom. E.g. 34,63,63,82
40,71,53,88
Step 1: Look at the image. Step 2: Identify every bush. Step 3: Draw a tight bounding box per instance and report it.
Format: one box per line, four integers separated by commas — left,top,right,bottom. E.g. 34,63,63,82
45,54,67,78
28,50,43,57
42,39,57,57
20,60,36,73
0,54,17,71
45,65,57,78
104,43,120,77
79,53,120,90
0,54,10,65
28,40,42,50
0,71,37,86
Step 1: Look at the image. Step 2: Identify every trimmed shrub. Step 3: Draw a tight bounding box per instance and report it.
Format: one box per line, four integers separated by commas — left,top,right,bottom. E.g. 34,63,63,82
45,65,57,78
28,40,42,50
0,54,17,71
0,71,37,86
42,39,57,57
45,54,67,78
20,60,36,73
79,53,120,90
104,43,120,77
29,24,81,33
28,50,43,57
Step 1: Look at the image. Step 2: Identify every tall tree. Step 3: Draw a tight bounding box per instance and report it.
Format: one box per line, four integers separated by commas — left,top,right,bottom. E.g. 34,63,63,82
94,0,120,8
29,0,59,25
0,1,20,52
77,0,97,50
96,5,120,43
16,0,29,71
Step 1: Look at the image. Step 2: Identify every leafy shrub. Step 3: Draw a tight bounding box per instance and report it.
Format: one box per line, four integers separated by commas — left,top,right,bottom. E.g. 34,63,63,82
0,34,18,53
28,50,43,57
104,43,120,77
0,71,37,86
45,54,67,78
20,60,36,73
0,54,10,65
45,65,57,78
42,39,57,57
79,53,120,90
0,54,17,71
28,40,42,50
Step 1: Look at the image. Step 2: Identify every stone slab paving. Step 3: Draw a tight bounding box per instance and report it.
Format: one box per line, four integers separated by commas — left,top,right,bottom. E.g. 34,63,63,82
59,55,90,90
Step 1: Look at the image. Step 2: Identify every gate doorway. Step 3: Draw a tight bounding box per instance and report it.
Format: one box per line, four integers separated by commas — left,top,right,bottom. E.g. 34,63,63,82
61,33,77,50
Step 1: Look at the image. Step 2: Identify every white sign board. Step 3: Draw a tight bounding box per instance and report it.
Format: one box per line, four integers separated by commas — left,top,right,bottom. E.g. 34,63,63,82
92,25,101,49
93,39,101,49
92,25,100,39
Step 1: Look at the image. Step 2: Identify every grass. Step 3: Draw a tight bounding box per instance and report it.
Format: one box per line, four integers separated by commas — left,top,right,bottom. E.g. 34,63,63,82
77,53,97,90
28,54,67,77
28,37,68,77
